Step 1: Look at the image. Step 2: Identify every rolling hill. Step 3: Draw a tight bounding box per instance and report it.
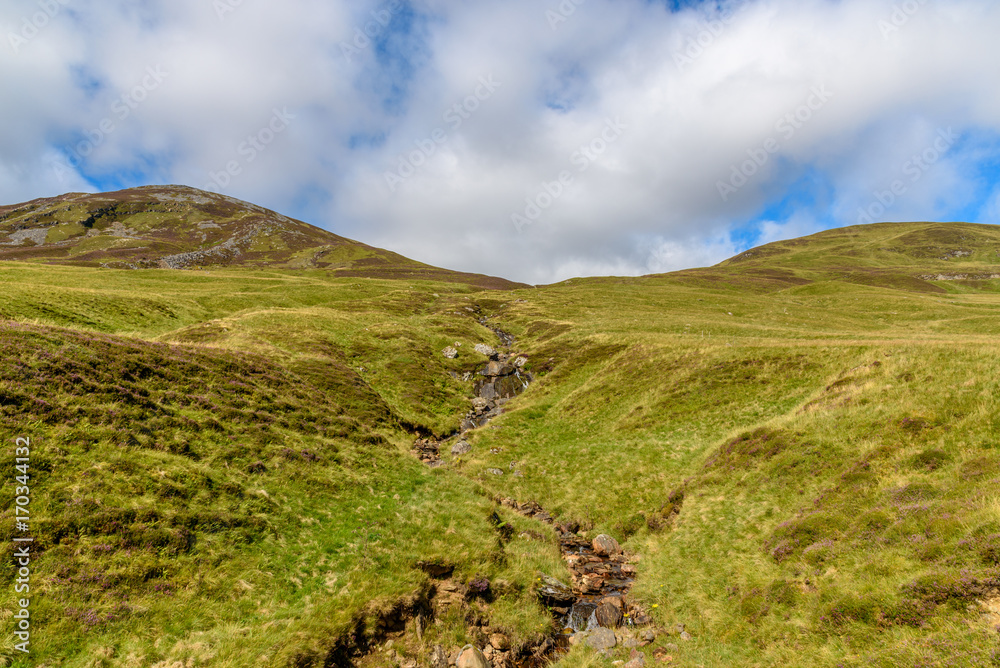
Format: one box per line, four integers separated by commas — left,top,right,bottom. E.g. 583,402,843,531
0,185,525,289
2,202,1000,668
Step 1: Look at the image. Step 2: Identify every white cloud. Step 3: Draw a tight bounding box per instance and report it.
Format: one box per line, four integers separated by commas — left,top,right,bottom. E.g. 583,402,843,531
2,0,1000,283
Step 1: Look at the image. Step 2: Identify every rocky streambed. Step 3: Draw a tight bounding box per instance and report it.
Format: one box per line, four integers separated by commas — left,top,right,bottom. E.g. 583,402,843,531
405,329,660,667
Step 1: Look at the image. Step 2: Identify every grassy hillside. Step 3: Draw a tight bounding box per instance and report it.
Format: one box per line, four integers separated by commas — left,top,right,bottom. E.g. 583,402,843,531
0,186,525,290
3,219,1000,667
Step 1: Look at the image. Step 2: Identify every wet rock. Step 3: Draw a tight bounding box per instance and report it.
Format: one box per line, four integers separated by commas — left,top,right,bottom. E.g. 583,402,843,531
474,343,497,357
536,574,575,606
596,602,623,628
443,346,458,359
451,440,472,456
586,627,617,650
456,645,489,668
592,534,621,556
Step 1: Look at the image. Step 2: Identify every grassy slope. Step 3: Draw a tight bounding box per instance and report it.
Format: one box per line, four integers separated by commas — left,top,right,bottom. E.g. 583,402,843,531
3,221,1000,667
0,267,559,667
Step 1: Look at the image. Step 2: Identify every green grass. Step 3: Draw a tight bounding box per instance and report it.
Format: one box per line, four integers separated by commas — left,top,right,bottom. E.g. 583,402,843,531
4,220,1000,666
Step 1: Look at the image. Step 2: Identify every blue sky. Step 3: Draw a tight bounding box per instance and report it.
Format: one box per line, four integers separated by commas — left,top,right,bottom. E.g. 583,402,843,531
3,0,1000,283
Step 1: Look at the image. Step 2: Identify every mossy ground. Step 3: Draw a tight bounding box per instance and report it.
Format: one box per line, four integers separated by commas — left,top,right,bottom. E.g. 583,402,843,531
3,221,1000,667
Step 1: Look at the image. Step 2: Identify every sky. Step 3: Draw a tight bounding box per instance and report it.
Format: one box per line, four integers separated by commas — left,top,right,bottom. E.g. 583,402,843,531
2,0,1000,284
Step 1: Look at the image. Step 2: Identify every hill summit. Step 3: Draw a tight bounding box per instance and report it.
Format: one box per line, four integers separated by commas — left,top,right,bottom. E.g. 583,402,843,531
0,185,525,289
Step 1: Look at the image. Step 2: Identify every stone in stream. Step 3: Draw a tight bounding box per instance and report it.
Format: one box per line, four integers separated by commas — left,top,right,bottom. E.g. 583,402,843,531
536,574,575,606
586,627,617,650
456,645,489,668
595,601,623,628
592,534,621,556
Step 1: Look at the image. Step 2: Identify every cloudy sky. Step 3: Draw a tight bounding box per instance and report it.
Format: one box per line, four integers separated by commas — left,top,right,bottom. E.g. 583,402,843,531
2,0,999,283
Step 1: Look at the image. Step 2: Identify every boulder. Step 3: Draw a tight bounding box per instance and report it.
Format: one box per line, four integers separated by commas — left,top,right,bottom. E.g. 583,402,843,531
456,645,490,668
443,346,458,359
586,627,617,650
474,343,497,357
489,633,509,651
451,441,472,456
592,534,621,556
535,574,575,606
596,602,623,628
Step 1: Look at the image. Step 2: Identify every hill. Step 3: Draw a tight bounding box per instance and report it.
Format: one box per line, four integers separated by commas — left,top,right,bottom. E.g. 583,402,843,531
3,217,1000,668
0,185,525,289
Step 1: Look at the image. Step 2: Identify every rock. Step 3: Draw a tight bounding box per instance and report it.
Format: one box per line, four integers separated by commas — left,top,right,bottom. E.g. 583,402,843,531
489,633,509,651
401,660,418,668
596,602,623,628
679,631,692,641
592,534,621,556
513,356,528,368
568,631,589,647
624,638,641,649
474,343,497,357
663,643,679,651
586,627,617,651
451,441,472,456
536,573,575,606
674,624,685,634
484,360,503,376
624,659,645,668
486,468,504,476
600,595,624,610
443,346,458,359
456,645,490,668
471,397,489,411
641,629,656,644
430,645,449,668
